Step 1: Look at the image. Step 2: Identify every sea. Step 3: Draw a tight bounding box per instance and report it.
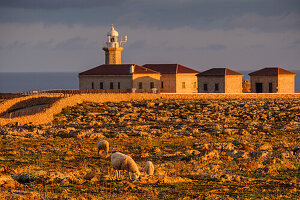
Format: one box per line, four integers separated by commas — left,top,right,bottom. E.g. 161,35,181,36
0,71,299,93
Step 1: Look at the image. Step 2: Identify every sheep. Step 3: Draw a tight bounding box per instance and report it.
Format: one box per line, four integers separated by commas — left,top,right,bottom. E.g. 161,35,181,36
111,152,140,180
97,140,109,157
145,161,154,176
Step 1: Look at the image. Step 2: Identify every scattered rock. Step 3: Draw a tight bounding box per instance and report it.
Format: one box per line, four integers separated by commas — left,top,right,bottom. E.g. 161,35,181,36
258,143,273,151
202,150,219,161
0,175,18,188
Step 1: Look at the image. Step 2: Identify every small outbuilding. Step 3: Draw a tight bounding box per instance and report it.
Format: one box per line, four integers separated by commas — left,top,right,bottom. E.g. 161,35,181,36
197,68,244,93
248,67,296,93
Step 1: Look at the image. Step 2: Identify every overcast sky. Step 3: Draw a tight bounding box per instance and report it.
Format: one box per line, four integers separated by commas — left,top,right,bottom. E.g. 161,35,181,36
0,0,299,72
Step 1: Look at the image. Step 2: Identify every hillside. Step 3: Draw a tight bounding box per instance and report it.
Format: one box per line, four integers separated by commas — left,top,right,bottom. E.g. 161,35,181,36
0,98,299,199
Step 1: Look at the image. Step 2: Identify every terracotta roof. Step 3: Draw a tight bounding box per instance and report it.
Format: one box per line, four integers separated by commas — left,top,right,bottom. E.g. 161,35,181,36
133,65,160,74
143,64,200,74
249,67,296,76
197,68,243,76
79,64,160,75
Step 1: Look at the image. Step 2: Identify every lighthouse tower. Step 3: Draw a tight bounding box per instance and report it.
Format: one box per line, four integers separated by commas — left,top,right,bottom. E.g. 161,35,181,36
102,24,127,64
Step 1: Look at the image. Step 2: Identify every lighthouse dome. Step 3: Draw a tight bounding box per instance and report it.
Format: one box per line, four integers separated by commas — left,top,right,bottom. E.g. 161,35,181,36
107,24,119,37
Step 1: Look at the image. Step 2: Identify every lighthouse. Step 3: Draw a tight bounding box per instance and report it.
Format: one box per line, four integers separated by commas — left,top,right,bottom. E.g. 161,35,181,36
102,24,127,64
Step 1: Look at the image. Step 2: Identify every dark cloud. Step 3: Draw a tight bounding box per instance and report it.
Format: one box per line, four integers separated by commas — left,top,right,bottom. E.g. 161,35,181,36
54,37,92,50
0,0,299,32
0,0,300,73
34,40,55,50
0,41,27,50
0,0,125,9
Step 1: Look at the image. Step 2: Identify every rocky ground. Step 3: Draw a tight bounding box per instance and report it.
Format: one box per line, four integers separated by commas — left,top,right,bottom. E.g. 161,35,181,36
0,98,299,199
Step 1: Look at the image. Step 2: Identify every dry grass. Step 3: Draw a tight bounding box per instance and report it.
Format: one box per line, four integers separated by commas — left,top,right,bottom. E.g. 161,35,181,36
0,93,299,125
0,98,299,199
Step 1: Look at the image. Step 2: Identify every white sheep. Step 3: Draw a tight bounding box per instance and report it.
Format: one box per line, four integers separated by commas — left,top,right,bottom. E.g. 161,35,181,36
145,161,154,176
111,152,140,180
97,140,109,157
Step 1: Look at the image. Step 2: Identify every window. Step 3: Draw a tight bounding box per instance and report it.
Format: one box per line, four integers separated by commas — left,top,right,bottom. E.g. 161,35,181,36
193,82,196,88
204,84,208,91
100,82,103,89
138,82,143,89
161,81,164,88
92,82,94,89
110,82,114,89
215,83,219,91
269,82,272,93
182,82,186,89
150,82,154,89
118,82,121,89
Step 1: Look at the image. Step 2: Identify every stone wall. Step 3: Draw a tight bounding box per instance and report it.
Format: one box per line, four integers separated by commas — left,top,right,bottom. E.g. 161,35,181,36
176,73,198,93
132,73,161,93
198,76,225,93
225,75,243,93
278,75,295,93
160,74,176,93
250,76,278,93
78,75,132,90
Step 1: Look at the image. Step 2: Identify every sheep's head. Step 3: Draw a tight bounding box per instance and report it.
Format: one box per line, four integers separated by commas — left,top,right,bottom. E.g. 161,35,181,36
132,171,140,180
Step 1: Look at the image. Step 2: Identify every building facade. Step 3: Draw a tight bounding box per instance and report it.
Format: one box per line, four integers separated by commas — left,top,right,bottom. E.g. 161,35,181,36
197,68,243,93
143,64,200,93
79,64,161,92
249,67,296,93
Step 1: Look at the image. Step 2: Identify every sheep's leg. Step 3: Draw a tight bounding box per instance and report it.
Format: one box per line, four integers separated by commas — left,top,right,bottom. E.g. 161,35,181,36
118,170,121,180
120,170,124,179
129,172,132,180
115,170,119,180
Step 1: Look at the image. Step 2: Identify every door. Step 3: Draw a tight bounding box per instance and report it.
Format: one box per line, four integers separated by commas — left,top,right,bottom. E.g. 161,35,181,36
256,83,263,93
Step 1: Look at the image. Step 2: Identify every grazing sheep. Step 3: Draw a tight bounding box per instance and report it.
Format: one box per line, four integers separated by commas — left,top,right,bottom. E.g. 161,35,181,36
111,152,140,180
98,140,109,156
145,161,154,176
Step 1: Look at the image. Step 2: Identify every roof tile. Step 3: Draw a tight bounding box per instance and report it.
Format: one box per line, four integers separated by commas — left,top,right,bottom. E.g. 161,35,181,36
143,64,200,74
197,68,243,76
79,64,160,75
249,67,296,76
